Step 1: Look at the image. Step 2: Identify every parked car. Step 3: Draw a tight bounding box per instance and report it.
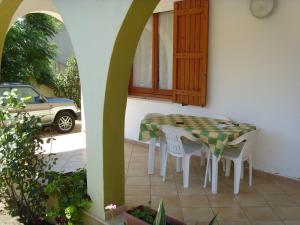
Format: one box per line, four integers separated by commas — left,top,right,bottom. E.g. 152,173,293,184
0,83,81,133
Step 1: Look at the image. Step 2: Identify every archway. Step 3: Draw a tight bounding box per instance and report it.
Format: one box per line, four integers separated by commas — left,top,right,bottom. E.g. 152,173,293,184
0,0,160,221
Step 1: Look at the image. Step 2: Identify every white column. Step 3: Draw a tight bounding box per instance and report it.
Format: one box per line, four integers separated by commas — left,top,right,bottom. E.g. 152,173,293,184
80,91,85,132
52,0,133,220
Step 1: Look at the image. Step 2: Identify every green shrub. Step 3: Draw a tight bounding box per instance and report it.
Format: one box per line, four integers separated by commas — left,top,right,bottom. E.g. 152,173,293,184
44,169,91,225
0,89,56,224
54,56,81,107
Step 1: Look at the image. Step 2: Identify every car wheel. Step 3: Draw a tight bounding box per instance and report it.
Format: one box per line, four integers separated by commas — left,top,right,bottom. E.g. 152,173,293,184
54,111,75,133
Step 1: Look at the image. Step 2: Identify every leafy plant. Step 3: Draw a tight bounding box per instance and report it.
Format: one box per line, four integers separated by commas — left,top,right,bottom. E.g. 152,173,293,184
0,89,56,224
44,169,91,225
54,56,81,107
154,201,166,225
130,200,218,225
0,13,62,87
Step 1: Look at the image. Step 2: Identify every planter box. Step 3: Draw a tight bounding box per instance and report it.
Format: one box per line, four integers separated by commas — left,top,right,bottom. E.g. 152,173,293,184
124,205,185,225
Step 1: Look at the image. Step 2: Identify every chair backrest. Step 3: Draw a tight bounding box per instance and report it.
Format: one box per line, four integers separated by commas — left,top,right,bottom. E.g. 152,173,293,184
229,130,258,160
144,113,164,119
161,125,192,157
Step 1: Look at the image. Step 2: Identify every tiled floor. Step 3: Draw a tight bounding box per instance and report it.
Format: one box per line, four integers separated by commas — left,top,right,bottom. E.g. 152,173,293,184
42,133,300,225
124,142,300,225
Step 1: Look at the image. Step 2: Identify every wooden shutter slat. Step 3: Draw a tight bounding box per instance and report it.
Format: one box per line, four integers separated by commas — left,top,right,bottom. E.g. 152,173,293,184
175,53,204,58
176,8,204,16
173,0,208,107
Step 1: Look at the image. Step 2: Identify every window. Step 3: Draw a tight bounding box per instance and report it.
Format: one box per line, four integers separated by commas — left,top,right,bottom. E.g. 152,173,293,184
14,87,40,104
129,0,208,106
0,87,9,97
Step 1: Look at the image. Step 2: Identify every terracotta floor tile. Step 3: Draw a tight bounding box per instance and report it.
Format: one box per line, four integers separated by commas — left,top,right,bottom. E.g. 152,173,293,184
126,176,150,185
150,195,181,210
249,221,284,225
272,206,300,220
212,207,246,221
219,221,250,225
125,185,150,196
125,196,151,208
150,176,175,185
243,207,279,221
264,194,296,207
235,193,268,207
151,185,178,196
165,207,184,220
278,184,300,195
127,167,148,176
129,162,148,169
289,194,300,206
284,220,300,225
177,185,206,196
208,194,239,207
182,207,214,222
254,184,284,195
180,195,210,207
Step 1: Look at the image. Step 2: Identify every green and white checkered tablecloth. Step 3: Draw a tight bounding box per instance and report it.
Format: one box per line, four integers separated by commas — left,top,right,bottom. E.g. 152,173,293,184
139,114,256,158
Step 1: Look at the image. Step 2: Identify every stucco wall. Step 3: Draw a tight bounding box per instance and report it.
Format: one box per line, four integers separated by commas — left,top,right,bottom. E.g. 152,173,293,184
125,0,300,179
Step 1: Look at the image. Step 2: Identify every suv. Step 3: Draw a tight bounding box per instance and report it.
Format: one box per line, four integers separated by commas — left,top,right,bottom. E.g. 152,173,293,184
0,83,81,133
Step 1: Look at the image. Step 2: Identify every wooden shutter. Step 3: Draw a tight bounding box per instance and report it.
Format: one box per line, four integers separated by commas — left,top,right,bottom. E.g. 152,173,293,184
173,0,208,106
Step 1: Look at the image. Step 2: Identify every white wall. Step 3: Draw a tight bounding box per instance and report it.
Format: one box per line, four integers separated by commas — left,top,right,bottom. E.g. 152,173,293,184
51,27,74,65
125,0,300,179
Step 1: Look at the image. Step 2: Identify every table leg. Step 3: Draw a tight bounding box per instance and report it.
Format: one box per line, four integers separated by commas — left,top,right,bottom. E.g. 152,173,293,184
160,137,166,176
212,155,218,194
147,138,156,175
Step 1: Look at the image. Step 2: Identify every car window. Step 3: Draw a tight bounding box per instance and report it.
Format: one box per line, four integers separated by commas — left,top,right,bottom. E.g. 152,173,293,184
13,87,40,104
0,87,10,97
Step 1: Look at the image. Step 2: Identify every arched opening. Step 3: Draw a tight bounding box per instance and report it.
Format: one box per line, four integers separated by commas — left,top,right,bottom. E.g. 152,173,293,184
0,0,160,222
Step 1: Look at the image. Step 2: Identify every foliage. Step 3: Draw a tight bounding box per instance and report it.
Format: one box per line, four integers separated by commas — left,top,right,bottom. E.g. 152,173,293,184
0,13,62,87
209,215,218,225
130,200,218,225
44,169,91,225
131,205,155,224
0,89,56,224
154,201,166,225
54,56,81,107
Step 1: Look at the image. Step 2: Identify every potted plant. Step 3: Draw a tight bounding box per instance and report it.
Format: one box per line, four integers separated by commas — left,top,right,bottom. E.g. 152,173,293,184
124,201,217,225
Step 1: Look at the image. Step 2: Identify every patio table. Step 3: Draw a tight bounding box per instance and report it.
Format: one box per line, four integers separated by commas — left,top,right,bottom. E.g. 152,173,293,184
139,114,256,193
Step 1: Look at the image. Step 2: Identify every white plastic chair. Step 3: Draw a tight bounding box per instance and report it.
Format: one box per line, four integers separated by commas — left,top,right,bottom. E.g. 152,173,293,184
161,125,208,188
144,113,165,175
223,130,258,194
203,130,258,194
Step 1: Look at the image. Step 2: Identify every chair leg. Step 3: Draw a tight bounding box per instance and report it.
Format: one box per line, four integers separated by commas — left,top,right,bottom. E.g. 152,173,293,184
176,157,182,172
159,138,166,176
240,162,244,179
222,159,226,172
249,157,253,186
203,151,210,188
183,155,191,188
233,159,242,194
211,155,218,194
162,153,169,182
201,151,206,166
148,138,156,175
225,159,231,177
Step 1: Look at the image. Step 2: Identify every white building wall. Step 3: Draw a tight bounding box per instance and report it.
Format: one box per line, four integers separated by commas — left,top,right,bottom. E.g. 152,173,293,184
125,0,300,179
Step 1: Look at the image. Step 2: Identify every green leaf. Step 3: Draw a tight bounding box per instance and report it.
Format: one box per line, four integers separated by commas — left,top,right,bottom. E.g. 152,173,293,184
154,201,166,225
208,215,218,225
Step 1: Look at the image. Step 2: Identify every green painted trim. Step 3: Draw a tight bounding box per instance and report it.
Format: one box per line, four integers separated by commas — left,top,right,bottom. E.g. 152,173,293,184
103,0,159,206
0,0,22,66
